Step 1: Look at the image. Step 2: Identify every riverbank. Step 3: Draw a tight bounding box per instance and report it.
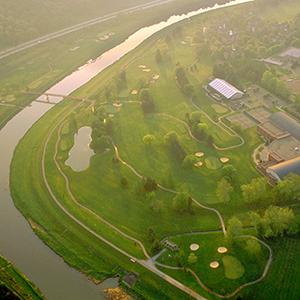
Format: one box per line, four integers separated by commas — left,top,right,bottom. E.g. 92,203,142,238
0,0,219,132
0,255,43,300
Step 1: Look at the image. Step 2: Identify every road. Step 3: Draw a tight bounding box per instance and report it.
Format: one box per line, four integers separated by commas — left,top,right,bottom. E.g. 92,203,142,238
0,0,175,61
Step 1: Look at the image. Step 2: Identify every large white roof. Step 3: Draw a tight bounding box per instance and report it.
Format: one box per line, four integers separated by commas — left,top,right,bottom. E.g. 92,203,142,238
208,78,243,99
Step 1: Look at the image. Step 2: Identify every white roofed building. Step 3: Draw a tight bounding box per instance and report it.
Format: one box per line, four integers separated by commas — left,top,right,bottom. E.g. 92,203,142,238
208,78,244,100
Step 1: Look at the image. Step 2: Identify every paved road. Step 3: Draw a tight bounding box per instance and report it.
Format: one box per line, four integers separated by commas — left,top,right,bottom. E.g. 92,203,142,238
0,0,175,61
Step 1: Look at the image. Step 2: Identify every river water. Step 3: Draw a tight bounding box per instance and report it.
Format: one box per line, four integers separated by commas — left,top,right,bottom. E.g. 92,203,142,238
0,1,251,299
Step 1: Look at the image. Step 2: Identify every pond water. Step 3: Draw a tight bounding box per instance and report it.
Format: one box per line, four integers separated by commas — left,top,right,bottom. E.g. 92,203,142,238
0,1,252,299
65,127,94,172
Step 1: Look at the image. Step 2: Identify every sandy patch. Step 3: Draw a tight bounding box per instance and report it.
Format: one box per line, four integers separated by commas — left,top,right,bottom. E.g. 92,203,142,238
194,162,203,168
190,243,200,251
217,247,228,254
210,261,220,269
220,157,230,164
195,152,204,158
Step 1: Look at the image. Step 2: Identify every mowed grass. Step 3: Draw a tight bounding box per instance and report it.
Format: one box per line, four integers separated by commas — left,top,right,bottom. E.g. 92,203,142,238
158,233,269,296
10,100,193,300
242,236,300,300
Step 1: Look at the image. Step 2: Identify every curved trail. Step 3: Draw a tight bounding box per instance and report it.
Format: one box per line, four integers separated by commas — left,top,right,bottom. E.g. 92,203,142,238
190,98,245,151
41,100,207,300
184,235,273,299
55,120,150,259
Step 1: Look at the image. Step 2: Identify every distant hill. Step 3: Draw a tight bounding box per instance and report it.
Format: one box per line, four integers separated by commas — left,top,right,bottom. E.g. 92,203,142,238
0,0,150,50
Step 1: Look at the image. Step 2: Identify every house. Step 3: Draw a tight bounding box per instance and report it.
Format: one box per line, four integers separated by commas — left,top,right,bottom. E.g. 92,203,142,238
208,78,244,100
266,156,300,181
162,240,179,252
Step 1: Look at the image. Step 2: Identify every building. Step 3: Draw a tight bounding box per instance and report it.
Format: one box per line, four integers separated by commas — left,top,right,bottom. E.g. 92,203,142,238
257,111,300,142
266,156,300,181
269,112,300,141
257,121,290,141
262,136,300,163
161,240,179,252
208,78,244,100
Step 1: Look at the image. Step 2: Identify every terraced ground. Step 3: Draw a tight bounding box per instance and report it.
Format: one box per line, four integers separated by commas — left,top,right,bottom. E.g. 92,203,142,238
10,0,300,299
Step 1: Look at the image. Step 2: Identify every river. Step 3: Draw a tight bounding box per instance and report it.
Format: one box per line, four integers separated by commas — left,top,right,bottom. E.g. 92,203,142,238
0,1,251,299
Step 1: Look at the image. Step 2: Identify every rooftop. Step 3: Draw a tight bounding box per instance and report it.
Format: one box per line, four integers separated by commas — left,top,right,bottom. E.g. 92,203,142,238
279,47,300,58
258,121,290,140
267,136,300,161
208,78,244,99
269,112,300,141
267,156,300,180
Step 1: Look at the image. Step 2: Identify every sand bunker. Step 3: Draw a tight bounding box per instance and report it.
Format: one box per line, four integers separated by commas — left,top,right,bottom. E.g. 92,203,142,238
143,69,151,72
194,162,203,168
190,244,200,251
153,74,160,80
220,157,230,164
138,65,147,69
210,261,220,269
113,102,122,108
218,247,228,254
195,152,204,158
131,90,138,95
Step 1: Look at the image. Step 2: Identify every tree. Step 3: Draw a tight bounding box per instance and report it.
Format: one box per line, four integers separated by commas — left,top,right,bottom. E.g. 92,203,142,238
188,253,198,265
155,49,163,64
150,198,162,213
190,111,202,124
172,192,193,214
249,206,299,238
241,178,269,204
182,154,197,169
140,89,155,114
216,178,233,202
120,177,128,189
222,164,237,183
274,174,300,203
227,217,243,242
245,239,261,256
176,66,189,88
147,228,156,243
143,134,156,146
144,178,158,193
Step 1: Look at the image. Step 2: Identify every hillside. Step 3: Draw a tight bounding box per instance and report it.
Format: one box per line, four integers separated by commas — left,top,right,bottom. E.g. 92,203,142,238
0,0,150,50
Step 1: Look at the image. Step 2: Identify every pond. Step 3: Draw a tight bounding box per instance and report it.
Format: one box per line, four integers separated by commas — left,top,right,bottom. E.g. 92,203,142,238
65,127,94,172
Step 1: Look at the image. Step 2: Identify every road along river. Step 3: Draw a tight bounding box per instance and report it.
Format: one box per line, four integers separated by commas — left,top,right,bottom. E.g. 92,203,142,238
0,0,251,299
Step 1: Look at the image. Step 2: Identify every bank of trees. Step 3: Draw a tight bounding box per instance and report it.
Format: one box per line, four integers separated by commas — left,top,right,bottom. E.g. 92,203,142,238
250,206,298,238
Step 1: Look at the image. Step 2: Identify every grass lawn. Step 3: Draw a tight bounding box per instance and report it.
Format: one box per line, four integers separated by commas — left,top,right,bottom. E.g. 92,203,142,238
157,233,269,296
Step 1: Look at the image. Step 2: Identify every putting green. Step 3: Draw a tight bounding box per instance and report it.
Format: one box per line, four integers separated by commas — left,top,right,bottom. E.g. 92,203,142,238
222,255,245,280
205,157,222,170
211,104,228,114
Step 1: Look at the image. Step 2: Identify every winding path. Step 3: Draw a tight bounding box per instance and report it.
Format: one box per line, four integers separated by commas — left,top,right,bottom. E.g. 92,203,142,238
45,99,274,299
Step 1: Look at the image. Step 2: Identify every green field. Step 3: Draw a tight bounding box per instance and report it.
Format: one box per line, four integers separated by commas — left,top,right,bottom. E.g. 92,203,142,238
10,0,300,299
0,255,43,300
0,0,208,131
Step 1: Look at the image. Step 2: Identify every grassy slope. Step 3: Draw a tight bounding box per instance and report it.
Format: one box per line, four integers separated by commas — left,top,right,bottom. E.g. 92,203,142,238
0,0,206,130
0,0,150,50
0,255,43,300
